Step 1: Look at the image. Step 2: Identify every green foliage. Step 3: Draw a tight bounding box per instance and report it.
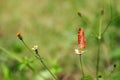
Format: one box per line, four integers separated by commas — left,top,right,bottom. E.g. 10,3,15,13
2,64,11,80
11,41,23,53
109,47,120,59
111,72,120,80
18,57,34,71
0,0,120,80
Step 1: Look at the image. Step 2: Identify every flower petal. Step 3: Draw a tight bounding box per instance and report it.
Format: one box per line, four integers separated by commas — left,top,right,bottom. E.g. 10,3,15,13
75,48,85,55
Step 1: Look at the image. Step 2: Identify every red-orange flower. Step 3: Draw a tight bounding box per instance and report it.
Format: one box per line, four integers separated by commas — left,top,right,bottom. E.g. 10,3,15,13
75,28,86,54
78,28,86,48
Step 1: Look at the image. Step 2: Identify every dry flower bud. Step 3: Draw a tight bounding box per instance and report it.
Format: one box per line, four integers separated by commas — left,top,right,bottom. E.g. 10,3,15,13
16,32,23,40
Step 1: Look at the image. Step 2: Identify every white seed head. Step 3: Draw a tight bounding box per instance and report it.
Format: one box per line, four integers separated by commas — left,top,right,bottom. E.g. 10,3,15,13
32,45,38,51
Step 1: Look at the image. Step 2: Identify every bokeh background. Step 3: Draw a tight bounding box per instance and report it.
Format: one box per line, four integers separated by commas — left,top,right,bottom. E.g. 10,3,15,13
0,0,120,80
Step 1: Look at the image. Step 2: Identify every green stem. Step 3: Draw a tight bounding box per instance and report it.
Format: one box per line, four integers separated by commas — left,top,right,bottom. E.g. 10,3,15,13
78,13,87,26
98,14,102,40
79,55,84,80
96,9,103,80
0,47,22,62
101,16,120,36
101,0,112,37
96,39,101,80
110,0,113,20
0,47,35,73
35,50,58,80
21,40,34,54
20,40,57,80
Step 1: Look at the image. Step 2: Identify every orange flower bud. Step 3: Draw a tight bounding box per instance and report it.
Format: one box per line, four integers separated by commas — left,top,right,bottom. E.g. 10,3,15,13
16,32,23,40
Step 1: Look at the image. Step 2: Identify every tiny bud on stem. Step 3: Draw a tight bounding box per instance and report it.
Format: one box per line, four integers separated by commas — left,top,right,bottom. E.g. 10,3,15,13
77,12,82,17
16,32,23,40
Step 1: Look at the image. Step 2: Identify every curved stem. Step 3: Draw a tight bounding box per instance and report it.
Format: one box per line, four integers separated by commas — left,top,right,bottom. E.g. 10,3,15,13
79,55,84,80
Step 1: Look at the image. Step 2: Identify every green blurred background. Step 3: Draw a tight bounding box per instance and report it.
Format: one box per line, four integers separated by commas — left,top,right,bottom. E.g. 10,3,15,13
0,0,120,80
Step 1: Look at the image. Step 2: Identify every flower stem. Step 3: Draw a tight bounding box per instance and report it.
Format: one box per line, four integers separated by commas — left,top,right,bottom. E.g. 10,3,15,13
101,0,113,36
110,0,113,20
98,13,103,40
96,9,103,80
20,40,57,80
96,39,101,80
35,50,58,80
79,54,84,80
21,40,34,54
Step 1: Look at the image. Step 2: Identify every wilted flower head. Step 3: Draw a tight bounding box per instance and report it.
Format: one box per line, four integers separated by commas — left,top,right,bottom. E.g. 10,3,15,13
75,28,86,55
16,32,23,40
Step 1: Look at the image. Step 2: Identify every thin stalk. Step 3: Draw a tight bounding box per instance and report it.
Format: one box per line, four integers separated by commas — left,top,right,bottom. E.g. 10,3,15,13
101,16,120,36
78,12,87,26
79,55,84,80
98,17,102,39
20,40,57,80
0,47,35,73
110,0,113,20
35,50,58,80
96,39,101,80
96,10,103,80
0,47,22,62
101,0,113,36
21,40,34,54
